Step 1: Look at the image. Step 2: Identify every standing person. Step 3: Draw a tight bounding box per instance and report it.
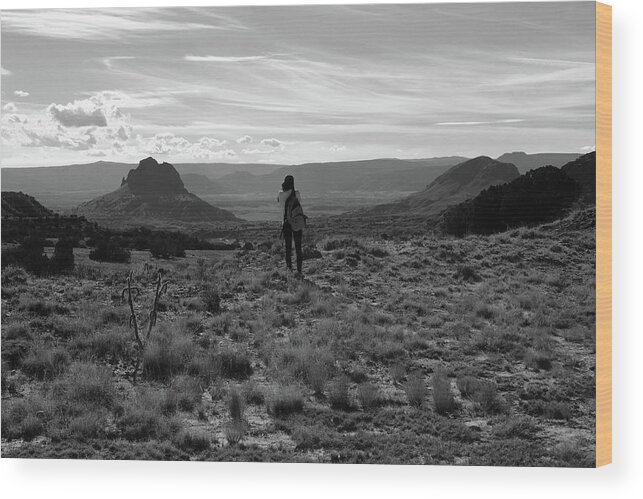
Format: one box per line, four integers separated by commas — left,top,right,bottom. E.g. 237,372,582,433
277,175,304,275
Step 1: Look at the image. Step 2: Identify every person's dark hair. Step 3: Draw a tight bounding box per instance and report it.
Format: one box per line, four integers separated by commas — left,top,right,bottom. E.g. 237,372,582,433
282,175,294,191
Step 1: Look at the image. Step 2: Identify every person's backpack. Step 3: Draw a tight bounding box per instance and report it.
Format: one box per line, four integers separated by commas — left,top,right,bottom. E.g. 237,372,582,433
285,191,307,231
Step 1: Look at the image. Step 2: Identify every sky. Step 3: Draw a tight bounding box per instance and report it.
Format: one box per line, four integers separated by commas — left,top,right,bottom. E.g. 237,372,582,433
0,2,596,167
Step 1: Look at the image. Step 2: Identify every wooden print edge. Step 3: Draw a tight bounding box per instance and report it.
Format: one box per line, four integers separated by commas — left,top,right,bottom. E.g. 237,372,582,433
595,0,612,468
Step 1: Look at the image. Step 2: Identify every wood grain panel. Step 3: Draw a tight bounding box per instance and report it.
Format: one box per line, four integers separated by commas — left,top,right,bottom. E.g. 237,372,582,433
596,0,612,468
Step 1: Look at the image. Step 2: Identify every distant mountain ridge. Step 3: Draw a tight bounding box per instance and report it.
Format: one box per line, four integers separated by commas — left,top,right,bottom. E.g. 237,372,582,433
76,157,238,227
357,156,520,218
442,152,595,235
496,151,581,174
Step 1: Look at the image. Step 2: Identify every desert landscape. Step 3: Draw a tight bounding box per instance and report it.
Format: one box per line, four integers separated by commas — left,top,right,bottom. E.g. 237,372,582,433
1,152,596,466
1,2,598,466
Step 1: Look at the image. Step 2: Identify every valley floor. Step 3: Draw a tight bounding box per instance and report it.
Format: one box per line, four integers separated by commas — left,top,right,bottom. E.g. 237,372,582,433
1,212,596,466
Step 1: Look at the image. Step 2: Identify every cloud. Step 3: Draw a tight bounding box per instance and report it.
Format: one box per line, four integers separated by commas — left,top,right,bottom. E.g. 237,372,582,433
580,145,596,152
1,9,237,41
3,102,18,113
2,92,133,152
144,132,235,160
13,90,29,97
329,144,346,152
185,55,269,63
49,102,108,127
236,135,253,144
261,138,283,148
1,66,11,76
436,119,525,126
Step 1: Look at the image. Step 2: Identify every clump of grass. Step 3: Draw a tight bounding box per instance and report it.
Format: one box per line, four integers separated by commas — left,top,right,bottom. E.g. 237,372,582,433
224,421,246,446
357,382,381,410
1,397,47,441
228,385,245,422
389,363,406,384
22,347,70,380
455,265,481,282
307,359,332,395
174,429,211,452
142,324,196,381
242,380,265,405
405,374,428,408
201,285,221,314
267,385,304,417
163,375,202,413
492,416,539,439
116,391,179,441
472,381,507,415
328,375,352,410
456,375,481,399
54,362,115,408
524,348,553,371
19,298,56,317
2,264,29,287
216,347,253,379
432,369,457,414
68,413,107,441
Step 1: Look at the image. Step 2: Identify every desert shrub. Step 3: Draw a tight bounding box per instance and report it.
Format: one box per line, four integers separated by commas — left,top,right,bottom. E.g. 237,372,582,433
150,238,185,259
242,380,265,405
89,239,130,263
456,375,481,399
472,381,507,415
322,238,363,251
228,385,245,421
224,421,246,446
455,265,481,282
51,316,91,339
307,358,332,395
524,348,553,371
405,374,428,408
54,362,115,407
2,325,32,369
268,385,304,417
19,298,55,317
142,325,196,381
201,285,221,314
492,416,539,439
163,375,202,413
117,396,178,441
1,264,29,287
357,382,381,410
87,328,132,361
68,413,107,440
20,415,46,441
174,429,211,452
1,397,45,440
328,375,352,410
216,347,253,379
432,370,457,414
22,347,70,380
527,400,573,420
389,363,406,384
49,238,75,273
187,351,220,383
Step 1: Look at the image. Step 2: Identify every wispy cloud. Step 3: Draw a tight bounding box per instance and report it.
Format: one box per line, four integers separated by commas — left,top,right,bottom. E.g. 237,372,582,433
1,66,12,76
1,8,236,40
436,119,525,126
185,55,270,63
14,90,29,97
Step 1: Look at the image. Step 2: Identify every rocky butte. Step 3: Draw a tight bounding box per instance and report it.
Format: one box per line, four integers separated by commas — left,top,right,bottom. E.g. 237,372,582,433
77,157,238,228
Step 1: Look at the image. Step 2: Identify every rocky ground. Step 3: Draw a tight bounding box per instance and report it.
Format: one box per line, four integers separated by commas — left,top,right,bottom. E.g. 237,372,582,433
1,210,596,466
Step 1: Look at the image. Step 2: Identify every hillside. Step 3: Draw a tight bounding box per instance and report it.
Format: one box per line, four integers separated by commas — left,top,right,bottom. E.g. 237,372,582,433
76,157,239,228
560,151,596,202
1,191,55,218
496,152,581,174
358,156,520,218
442,165,582,235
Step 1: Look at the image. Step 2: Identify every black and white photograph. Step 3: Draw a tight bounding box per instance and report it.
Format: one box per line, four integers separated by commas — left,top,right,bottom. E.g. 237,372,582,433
1,1,599,466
